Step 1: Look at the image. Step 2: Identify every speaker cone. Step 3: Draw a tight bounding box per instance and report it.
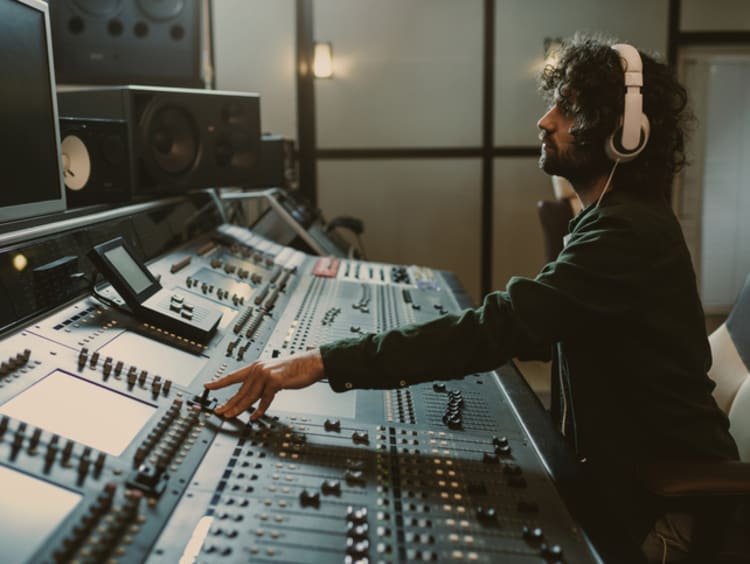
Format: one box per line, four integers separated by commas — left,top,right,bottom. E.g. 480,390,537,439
61,134,92,191
137,0,184,21
145,106,198,175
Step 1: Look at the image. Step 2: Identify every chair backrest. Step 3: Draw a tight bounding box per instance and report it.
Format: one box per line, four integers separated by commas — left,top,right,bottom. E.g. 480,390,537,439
536,199,574,264
708,275,750,462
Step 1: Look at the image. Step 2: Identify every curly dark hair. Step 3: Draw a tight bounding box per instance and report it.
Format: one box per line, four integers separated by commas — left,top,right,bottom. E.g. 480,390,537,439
539,33,692,199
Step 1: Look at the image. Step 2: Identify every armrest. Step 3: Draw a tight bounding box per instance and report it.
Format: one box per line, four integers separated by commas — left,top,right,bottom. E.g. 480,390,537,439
639,460,750,498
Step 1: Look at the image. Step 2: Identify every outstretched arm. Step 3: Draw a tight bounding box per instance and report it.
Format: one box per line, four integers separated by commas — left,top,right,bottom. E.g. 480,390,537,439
204,349,326,420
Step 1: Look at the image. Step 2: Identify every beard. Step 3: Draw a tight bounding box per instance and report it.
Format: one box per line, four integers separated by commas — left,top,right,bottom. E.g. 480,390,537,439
539,138,609,184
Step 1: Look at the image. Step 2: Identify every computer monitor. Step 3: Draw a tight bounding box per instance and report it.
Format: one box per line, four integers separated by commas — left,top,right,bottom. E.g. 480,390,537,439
0,0,66,222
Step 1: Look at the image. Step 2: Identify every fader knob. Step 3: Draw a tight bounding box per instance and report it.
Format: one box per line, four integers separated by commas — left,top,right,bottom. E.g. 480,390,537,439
299,489,321,508
29,427,42,451
324,419,341,432
322,479,342,496
352,431,369,445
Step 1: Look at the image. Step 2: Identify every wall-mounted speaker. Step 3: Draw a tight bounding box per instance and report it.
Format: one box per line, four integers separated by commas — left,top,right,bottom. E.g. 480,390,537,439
49,0,204,87
60,117,132,207
58,86,261,196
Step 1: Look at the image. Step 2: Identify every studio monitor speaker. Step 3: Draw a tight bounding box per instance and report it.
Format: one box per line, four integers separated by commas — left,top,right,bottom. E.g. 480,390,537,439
60,117,132,207
58,86,261,196
49,0,204,87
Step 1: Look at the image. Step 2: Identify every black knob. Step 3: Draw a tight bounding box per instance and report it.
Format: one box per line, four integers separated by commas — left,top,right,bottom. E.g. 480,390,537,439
541,543,563,558
352,431,369,445
347,522,369,541
299,489,320,508
495,443,512,456
523,526,544,543
492,435,508,447
346,506,368,524
345,538,370,558
324,419,341,432
476,506,497,522
321,479,342,496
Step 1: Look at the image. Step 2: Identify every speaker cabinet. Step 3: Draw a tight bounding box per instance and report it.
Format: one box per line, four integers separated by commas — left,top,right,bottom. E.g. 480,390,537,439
246,135,297,189
58,86,261,196
60,117,132,207
49,0,203,87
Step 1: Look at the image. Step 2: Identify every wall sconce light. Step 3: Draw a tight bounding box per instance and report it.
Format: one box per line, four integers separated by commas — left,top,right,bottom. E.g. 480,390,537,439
313,42,334,79
12,253,28,272
543,37,563,65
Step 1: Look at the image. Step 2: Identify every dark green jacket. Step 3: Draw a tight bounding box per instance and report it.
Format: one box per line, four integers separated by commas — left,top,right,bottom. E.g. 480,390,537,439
321,188,738,532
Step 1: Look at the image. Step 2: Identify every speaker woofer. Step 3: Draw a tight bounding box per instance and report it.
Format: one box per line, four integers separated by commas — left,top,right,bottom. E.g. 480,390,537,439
144,105,198,175
137,0,184,21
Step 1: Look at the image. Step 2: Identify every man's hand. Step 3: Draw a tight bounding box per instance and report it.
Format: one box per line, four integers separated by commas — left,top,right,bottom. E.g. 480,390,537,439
204,349,326,420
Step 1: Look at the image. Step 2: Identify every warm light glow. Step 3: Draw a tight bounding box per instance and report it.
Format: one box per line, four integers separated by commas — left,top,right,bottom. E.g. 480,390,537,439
313,42,334,78
12,254,28,272
543,37,563,67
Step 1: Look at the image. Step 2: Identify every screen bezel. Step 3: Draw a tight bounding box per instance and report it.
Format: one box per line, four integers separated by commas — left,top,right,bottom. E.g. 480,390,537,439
0,0,67,223
90,237,161,304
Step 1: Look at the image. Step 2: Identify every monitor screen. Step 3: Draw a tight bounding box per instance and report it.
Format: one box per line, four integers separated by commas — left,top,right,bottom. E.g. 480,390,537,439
0,0,66,222
103,246,155,295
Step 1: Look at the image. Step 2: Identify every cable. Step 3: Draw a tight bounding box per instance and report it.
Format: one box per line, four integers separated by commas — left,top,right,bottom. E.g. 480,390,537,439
596,160,620,208
80,271,129,314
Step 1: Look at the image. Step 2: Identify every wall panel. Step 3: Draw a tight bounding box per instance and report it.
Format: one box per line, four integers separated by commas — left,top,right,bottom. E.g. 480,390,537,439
318,159,482,302
213,0,297,139
314,0,484,148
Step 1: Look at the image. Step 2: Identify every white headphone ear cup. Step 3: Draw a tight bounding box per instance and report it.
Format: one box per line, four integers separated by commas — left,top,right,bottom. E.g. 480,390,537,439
605,113,650,162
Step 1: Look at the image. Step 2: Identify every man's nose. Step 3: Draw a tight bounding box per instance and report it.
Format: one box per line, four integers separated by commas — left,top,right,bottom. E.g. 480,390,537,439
537,105,557,132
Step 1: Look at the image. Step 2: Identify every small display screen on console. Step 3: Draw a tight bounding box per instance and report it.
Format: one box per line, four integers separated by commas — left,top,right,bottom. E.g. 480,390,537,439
0,370,155,456
103,245,154,295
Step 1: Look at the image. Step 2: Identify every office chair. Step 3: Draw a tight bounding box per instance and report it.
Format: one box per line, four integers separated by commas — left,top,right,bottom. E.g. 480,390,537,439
536,199,574,263
639,274,750,563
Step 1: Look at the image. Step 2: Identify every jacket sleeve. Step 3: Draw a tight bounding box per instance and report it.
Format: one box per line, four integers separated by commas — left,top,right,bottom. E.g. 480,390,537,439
322,289,543,391
322,207,645,392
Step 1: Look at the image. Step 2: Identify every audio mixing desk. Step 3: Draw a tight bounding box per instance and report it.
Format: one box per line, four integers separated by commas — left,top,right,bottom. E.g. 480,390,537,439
0,193,616,563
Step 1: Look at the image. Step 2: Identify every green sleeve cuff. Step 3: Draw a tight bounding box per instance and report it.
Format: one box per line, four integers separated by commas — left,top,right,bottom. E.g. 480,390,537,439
320,337,370,392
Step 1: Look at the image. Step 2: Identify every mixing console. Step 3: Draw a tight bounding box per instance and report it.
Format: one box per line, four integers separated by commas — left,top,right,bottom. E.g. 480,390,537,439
0,194,606,563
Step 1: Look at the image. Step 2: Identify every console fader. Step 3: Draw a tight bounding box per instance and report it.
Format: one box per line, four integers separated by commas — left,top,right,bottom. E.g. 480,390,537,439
0,195,604,563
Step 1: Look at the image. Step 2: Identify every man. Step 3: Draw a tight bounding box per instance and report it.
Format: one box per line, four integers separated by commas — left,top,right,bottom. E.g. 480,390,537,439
205,35,738,561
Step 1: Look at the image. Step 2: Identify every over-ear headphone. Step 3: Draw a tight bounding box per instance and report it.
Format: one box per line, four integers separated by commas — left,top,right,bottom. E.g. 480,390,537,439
605,43,650,162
